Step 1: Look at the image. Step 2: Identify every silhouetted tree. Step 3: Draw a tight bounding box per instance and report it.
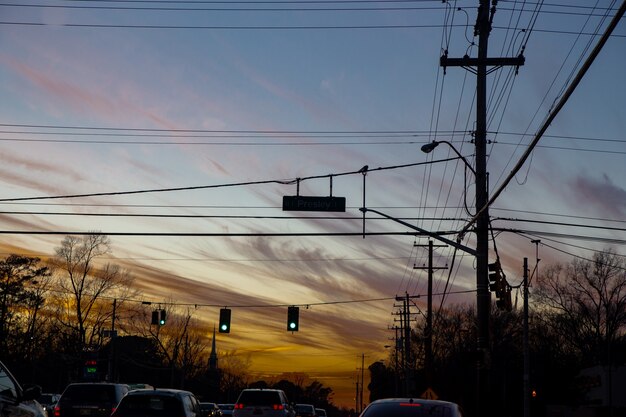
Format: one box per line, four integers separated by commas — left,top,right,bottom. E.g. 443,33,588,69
534,248,626,366
0,254,51,359
367,361,395,402
50,233,134,352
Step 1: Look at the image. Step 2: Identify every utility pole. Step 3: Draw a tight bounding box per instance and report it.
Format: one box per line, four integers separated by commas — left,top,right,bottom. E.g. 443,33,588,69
440,1,524,415
414,240,447,388
107,298,117,382
523,258,530,417
393,326,400,396
393,293,419,396
360,353,365,412
355,380,359,413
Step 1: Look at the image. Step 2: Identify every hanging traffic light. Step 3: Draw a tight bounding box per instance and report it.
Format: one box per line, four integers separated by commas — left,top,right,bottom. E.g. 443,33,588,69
151,310,159,325
287,306,299,331
488,261,502,294
219,308,231,333
159,309,167,325
496,286,513,312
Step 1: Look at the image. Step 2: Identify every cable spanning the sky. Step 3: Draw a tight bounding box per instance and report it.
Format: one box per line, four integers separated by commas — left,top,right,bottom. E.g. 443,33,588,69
0,157,460,202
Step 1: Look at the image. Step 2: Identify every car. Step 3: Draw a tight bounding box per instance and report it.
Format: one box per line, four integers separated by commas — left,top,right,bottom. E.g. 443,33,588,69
218,403,235,416
232,389,295,417
53,382,130,417
294,404,316,417
200,401,223,417
0,359,46,417
111,388,201,417
37,393,61,417
358,398,463,417
314,408,326,417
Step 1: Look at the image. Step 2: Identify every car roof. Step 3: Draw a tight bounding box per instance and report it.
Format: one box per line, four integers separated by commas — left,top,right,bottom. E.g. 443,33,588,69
67,382,127,385
125,388,192,397
241,388,283,392
370,398,457,405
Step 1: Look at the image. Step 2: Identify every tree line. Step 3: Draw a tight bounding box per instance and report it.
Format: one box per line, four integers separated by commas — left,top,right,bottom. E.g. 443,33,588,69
367,249,626,417
0,233,343,415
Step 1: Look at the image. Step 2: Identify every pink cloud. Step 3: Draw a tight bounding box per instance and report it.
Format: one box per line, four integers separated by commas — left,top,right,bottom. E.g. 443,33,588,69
0,149,82,182
3,55,182,131
0,166,67,197
572,174,626,218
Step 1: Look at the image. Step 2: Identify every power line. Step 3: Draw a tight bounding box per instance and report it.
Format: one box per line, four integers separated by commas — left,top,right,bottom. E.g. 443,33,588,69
1,19,623,36
493,217,626,233
0,157,460,202
495,227,626,246
34,284,475,310
0,230,451,237
0,20,459,30
1,2,445,12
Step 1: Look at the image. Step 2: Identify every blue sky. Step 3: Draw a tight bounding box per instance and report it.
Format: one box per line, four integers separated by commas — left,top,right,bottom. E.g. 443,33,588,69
1,0,625,407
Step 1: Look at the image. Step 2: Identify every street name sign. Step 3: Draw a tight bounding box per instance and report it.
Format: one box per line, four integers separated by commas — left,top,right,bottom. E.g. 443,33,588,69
282,195,346,212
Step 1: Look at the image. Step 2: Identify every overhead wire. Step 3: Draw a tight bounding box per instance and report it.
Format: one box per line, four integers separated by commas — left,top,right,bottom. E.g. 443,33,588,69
423,0,480,305
0,124,621,150
0,157,461,203
403,0,457,299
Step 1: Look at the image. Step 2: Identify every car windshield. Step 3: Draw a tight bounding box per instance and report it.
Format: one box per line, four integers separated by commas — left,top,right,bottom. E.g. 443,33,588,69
361,402,455,417
117,395,184,416
238,391,281,406
61,385,116,402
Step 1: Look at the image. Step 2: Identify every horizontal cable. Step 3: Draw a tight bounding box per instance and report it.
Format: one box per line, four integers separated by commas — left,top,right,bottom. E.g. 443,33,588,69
0,157,460,202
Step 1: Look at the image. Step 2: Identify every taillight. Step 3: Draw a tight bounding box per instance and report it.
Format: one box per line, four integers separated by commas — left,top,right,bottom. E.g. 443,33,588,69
273,405,284,410
234,403,244,410
54,405,61,417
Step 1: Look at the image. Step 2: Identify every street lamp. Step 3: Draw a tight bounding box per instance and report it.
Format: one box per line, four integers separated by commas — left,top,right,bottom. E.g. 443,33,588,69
420,140,476,176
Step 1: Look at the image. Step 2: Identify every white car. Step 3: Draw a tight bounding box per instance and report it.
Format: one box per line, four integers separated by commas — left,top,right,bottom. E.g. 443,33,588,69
0,360,46,417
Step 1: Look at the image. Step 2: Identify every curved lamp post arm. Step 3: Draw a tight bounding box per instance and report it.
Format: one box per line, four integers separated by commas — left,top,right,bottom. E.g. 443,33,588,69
421,140,476,177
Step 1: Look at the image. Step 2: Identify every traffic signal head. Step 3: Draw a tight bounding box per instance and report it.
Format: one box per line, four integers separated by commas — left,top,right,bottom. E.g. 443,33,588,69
287,306,299,331
488,261,501,292
151,310,159,325
159,309,166,326
496,286,513,311
219,308,231,333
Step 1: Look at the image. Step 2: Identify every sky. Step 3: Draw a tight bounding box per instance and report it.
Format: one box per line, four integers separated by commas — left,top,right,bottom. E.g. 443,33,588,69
1,0,625,409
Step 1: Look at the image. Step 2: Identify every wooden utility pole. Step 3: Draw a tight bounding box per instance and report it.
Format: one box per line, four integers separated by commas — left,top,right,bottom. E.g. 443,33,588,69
393,293,420,396
523,258,530,417
414,240,447,387
440,1,524,415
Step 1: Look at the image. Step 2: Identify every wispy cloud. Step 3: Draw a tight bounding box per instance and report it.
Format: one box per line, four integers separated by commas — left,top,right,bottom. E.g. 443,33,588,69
572,173,626,218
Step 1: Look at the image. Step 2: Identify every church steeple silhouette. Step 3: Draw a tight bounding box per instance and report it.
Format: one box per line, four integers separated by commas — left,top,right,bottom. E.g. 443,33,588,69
209,326,218,371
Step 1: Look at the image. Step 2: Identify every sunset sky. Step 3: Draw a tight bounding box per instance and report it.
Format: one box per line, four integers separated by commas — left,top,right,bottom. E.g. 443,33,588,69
1,0,625,409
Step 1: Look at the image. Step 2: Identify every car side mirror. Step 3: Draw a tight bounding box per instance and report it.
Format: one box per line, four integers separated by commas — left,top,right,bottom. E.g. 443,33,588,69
22,384,42,401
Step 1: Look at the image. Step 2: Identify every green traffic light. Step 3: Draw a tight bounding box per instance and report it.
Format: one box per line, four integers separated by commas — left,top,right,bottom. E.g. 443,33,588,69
219,308,231,333
287,306,299,331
